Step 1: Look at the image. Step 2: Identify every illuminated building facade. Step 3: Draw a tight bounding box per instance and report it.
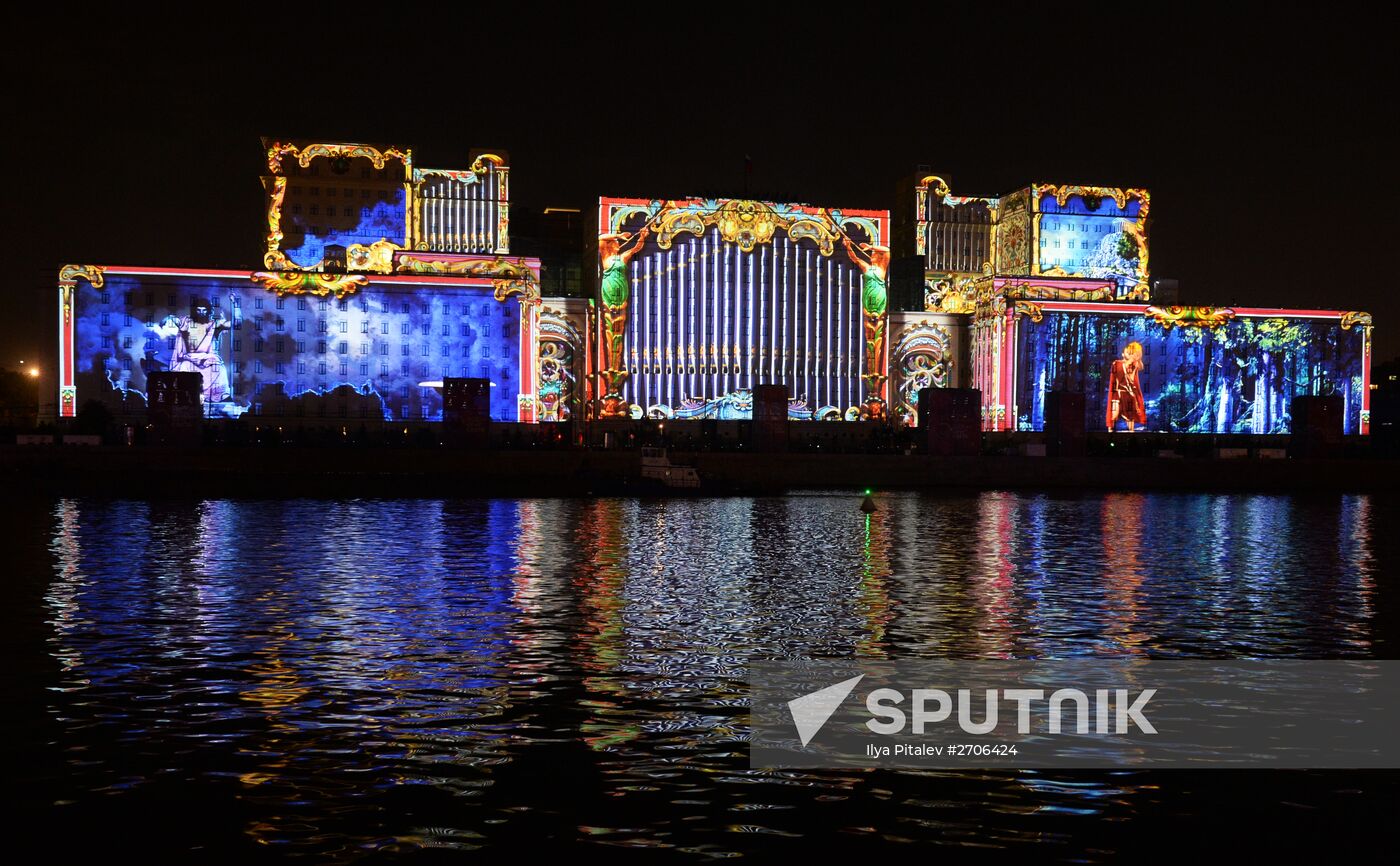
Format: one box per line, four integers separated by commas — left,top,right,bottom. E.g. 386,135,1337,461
59,141,568,422
54,147,1374,435
894,174,1373,434
593,197,891,421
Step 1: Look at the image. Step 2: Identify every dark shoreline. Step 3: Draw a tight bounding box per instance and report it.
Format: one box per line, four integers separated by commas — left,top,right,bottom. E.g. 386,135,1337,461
5,445,1398,497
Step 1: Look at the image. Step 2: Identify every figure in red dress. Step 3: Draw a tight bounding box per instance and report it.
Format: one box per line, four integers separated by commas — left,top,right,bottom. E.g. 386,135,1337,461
1106,341,1147,431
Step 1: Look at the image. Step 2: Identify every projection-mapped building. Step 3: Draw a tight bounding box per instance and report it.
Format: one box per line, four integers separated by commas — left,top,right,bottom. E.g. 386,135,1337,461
890,175,1374,434
56,144,1373,435
592,197,891,421
59,140,589,424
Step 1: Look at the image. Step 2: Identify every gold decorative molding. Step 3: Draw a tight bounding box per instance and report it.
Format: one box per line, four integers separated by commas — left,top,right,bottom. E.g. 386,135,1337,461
393,254,540,305
1341,311,1373,331
249,271,368,299
1032,183,1150,217
266,141,412,175
346,240,400,274
58,264,106,287
493,279,540,306
1145,305,1235,330
395,253,535,280
650,199,847,256
925,273,978,314
918,175,952,199
470,153,505,173
1013,301,1044,322
1003,281,1115,302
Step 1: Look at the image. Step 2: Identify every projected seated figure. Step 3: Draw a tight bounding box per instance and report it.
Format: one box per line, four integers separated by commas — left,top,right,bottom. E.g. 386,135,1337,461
1106,340,1146,432
153,294,242,407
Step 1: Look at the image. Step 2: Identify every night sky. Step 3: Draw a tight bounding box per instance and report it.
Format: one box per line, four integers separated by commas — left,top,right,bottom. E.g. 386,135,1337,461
6,11,1395,376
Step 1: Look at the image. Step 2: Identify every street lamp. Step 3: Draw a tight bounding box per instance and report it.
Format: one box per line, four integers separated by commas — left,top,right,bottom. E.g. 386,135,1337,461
26,366,40,426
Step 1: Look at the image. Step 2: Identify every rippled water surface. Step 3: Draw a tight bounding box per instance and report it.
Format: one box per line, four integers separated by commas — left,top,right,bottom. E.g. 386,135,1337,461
6,492,1398,861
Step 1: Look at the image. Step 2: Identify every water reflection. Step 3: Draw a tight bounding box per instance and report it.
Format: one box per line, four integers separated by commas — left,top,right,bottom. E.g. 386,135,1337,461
38,492,1390,859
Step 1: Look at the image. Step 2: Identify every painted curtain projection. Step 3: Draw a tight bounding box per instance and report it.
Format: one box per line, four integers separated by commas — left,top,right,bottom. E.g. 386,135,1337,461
596,197,891,421
1013,306,1371,434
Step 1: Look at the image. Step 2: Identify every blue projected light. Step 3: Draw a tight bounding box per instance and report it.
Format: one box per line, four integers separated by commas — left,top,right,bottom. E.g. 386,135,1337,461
1014,310,1367,434
283,191,407,269
73,274,521,422
1036,194,1142,290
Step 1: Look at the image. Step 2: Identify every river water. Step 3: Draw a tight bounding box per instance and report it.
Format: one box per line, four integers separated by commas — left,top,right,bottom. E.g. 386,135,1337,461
5,492,1397,861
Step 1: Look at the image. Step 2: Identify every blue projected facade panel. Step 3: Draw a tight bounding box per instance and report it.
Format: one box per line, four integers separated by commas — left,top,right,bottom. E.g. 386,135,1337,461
1013,308,1368,434
1031,187,1150,296
281,190,407,269
72,273,521,421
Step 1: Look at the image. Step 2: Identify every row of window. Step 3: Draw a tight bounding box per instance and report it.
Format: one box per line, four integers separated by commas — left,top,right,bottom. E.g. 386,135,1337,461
97,313,510,339
100,333,502,360
105,353,509,383
290,205,375,218
249,404,439,420
288,186,393,199
1045,222,1116,232
282,164,397,179
98,293,509,318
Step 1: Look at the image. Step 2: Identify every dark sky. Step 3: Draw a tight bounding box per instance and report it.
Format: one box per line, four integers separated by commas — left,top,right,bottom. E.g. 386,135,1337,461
6,11,1396,373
